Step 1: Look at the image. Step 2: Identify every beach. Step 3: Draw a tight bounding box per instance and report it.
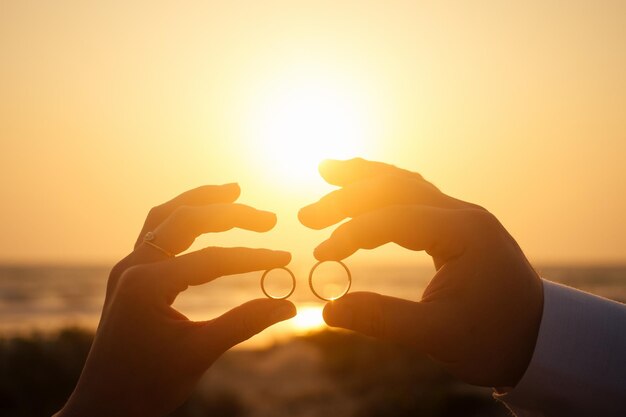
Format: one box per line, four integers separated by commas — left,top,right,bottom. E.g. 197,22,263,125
0,263,624,416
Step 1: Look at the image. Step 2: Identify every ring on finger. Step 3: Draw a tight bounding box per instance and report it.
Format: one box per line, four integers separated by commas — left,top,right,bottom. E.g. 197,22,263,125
142,231,174,258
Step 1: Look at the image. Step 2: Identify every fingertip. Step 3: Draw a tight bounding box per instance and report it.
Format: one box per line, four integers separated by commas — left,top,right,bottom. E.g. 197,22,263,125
318,159,341,182
274,250,292,266
323,300,353,328
256,247,291,267
222,182,241,200
313,242,343,261
270,300,297,322
318,159,335,174
313,249,331,262
297,207,308,225
313,245,326,261
255,211,278,232
266,211,278,227
211,299,297,348
319,157,365,186
297,206,325,230
322,303,335,325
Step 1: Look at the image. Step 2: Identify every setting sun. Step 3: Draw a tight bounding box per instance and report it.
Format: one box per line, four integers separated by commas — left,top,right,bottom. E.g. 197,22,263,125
290,305,326,333
242,66,380,183
2,2,626,416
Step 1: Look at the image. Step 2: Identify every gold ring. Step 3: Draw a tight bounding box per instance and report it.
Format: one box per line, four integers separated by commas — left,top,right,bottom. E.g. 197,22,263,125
308,260,352,301
143,231,174,258
261,267,296,300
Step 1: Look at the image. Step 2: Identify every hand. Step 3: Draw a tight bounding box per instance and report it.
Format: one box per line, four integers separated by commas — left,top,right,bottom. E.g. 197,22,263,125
57,184,296,417
299,158,543,388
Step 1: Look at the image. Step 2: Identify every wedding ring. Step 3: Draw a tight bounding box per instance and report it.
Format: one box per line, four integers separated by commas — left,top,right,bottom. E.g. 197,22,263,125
309,260,352,301
261,267,296,300
143,231,174,258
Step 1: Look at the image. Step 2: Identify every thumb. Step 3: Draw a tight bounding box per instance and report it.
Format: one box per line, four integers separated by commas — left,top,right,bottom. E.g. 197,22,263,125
207,299,296,351
323,292,438,352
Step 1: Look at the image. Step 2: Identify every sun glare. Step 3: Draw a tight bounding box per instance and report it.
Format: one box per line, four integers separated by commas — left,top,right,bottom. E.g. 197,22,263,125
290,305,326,333
244,69,378,183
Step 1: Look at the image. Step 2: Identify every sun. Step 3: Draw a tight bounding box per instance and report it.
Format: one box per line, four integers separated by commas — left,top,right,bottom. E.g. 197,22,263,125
244,69,378,184
290,304,326,333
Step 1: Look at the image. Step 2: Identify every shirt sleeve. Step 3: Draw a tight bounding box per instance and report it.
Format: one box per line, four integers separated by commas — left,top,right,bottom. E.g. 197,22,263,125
495,279,626,417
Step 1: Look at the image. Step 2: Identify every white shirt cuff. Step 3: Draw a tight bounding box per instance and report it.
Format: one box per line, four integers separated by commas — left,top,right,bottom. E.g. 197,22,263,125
495,279,626,417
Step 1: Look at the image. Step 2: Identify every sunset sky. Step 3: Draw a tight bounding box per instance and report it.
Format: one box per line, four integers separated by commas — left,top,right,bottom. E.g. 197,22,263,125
1,1,625,266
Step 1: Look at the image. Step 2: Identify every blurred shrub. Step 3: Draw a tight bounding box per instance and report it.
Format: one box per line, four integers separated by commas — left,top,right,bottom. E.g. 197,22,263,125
0,328,506,417
170,389,248,417
0,328,246,417
0,328,93,417
300,330,507,417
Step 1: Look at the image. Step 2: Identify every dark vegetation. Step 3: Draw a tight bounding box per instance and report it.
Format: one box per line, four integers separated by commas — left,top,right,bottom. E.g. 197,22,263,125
300,331,507,417
0,328,92,417
0,329,507,417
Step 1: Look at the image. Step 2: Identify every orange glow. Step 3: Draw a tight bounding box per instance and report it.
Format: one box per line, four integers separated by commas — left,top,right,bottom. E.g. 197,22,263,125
241,65,379,185
1,1,625,355
290,305,326,334
0,1,625,266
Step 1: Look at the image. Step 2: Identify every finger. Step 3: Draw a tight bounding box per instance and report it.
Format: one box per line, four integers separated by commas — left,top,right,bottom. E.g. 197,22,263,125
204,298,296,351
299,175,468,230
319,158,425,187
140,203,277,256
323,292,440,352
149,247,291,296
314,205,465,261
135,184,241,249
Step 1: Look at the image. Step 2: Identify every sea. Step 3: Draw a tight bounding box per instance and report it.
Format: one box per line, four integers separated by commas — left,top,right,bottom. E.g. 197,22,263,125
1,263,625,348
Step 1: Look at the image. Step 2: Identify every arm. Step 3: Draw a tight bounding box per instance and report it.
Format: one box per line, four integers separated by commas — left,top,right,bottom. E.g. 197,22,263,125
496,279,626,417
55,184,295,417
299,158,626,416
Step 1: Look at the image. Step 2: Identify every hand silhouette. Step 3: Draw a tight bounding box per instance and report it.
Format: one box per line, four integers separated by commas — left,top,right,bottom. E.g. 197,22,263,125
56,184,295,417
299,158,543,388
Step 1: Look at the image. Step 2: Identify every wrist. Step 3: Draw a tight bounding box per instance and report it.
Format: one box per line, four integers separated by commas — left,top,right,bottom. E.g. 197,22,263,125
54,402,82,417
493,275,544,387
54,385,131,417
513,278,544,385
54,396,101,417
492,386,514,395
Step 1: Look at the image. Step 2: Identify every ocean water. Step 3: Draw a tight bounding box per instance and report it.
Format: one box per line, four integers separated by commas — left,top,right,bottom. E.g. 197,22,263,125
1,263,625,345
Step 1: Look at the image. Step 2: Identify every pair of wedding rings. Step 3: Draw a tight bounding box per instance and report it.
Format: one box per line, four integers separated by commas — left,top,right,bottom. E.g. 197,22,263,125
261,260,352,302
142,231,351,301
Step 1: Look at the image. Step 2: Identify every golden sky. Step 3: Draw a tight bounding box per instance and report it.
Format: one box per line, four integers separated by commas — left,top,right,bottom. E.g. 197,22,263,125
1,0,625,265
